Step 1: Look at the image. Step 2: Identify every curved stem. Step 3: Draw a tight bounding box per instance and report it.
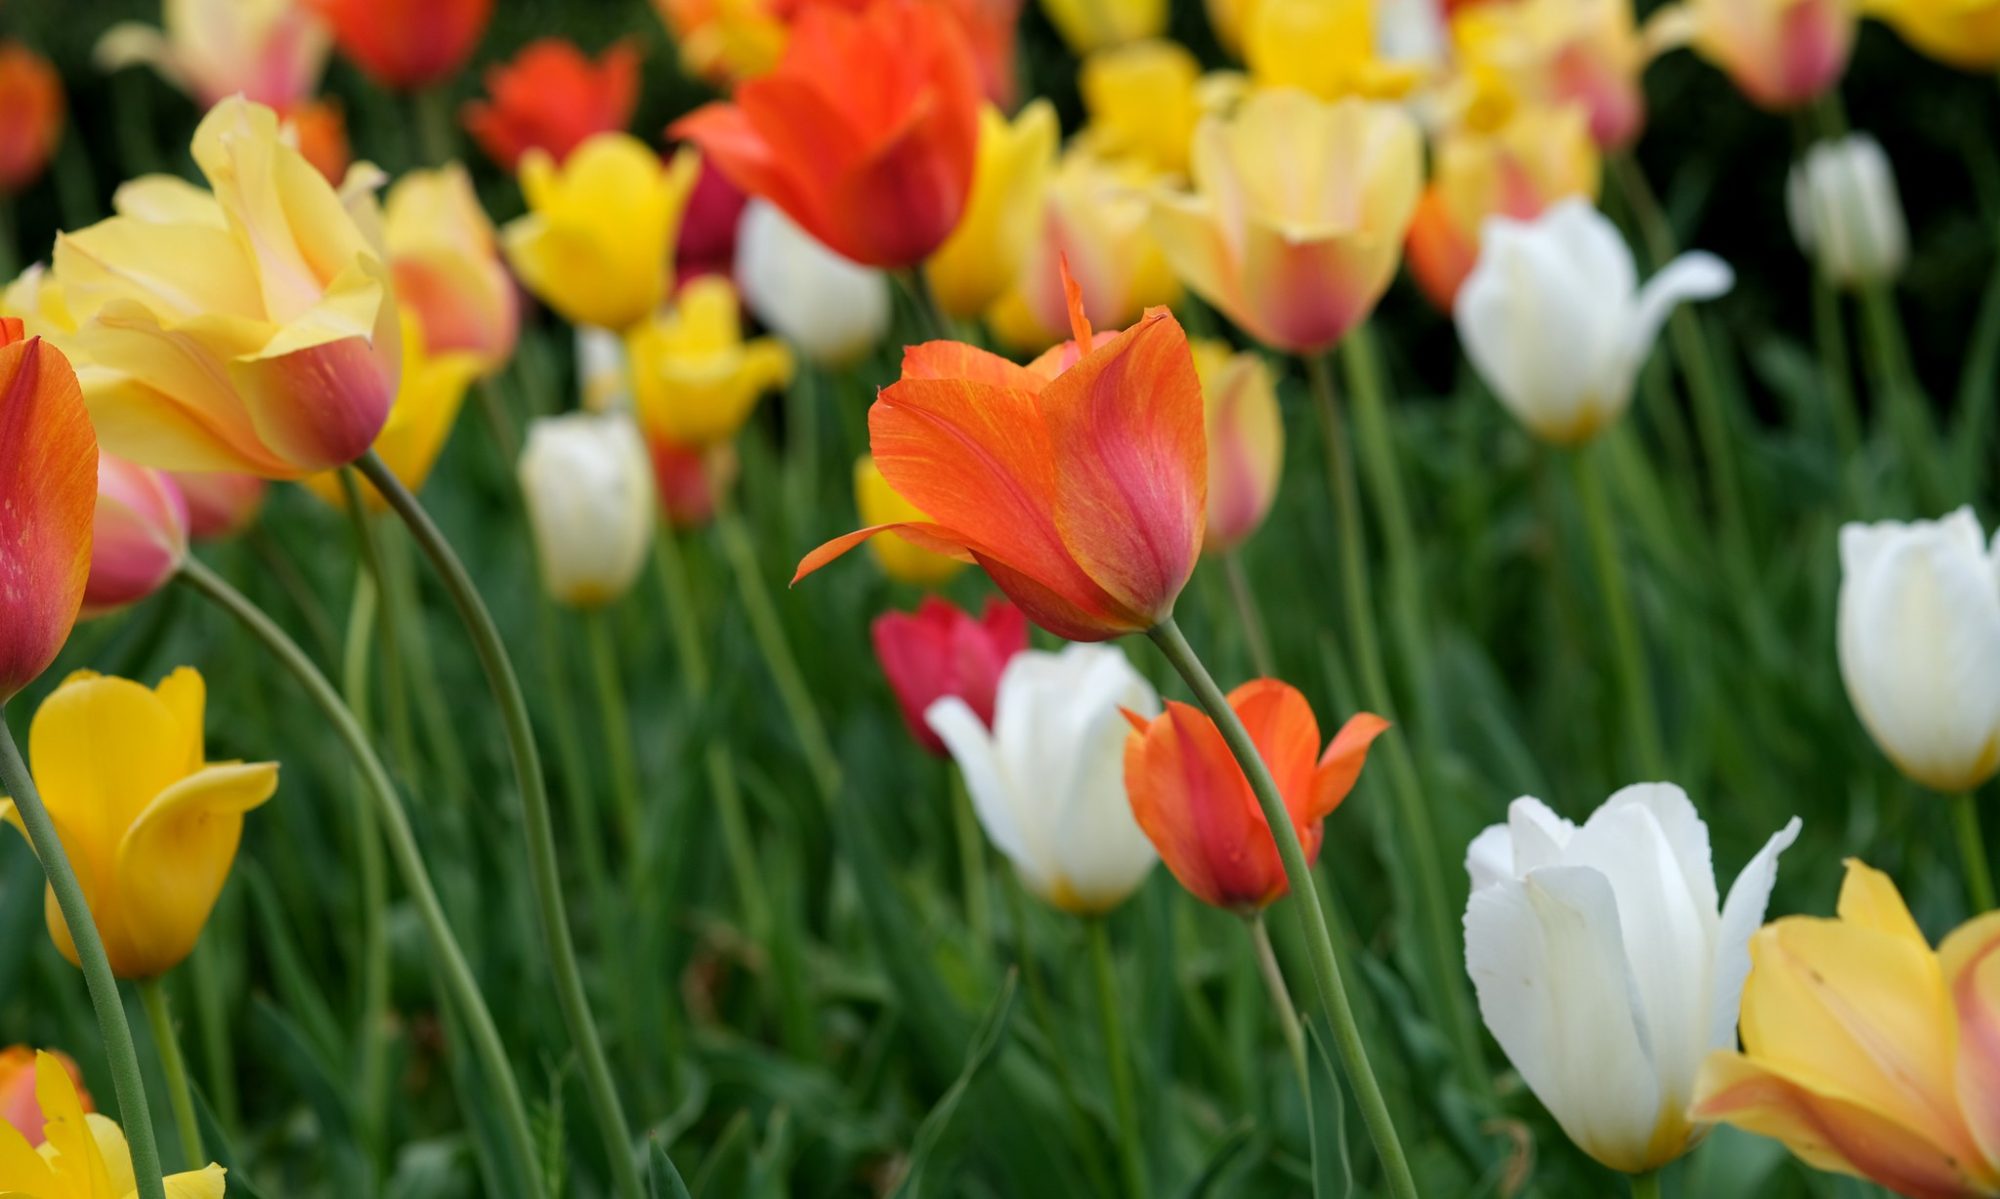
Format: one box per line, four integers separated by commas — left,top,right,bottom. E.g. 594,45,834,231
1145,618,1417,1199
338,562,392,1165
1086,918,1146,1199
1248,914,1310,1103
582,608,644,854
138,978,203,1169
175,558,547,1199
354,450,644,1199
0,716,167,1199
1568,447,1667,778
1954,794,1997,913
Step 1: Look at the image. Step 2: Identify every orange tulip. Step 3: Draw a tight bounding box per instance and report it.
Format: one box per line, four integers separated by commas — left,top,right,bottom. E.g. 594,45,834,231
0,42,62,194
0,324,95,705
286,97,351,185
310,0,491,91
464,39,642,173
795,278,1207,641
1123,679,1387,910
673,0,982,268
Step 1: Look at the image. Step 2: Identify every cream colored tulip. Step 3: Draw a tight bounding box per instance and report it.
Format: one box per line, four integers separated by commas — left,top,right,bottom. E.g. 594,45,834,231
518,411,657,608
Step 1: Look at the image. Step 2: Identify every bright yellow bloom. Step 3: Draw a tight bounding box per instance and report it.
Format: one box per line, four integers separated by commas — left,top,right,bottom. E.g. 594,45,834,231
1692,860,2000,1197
1037,0,1166,53
0,1050,225,1196
1862,0,2000,68
1244,0,1424,100
1192,340,1282,555
627,276,793,449
384,163,518,370
925,101,1059,320
0,668,278,981
652,0,788,84
502,134,700,333
298,312,482,510
1074,41,1206,177
1452,0,1649,148
854,455,965,587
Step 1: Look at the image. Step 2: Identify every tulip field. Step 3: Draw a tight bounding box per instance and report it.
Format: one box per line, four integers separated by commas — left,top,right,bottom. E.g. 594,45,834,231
7,0,2000,1196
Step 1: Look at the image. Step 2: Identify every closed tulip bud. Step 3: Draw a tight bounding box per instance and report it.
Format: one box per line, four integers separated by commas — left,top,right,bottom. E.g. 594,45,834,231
386,164,519,369
1038,0,1166,53
1648,0,1852,110
0,668,279,979
1193,341,1282,554
0,42,63,195
464,39,642,174
1125,681,1386,911
503,135,701,334
855,455,966,586
300,313,482,510
1837,508,2000,793
1152,91,1423,354
928,644,1161,913
1455,198,1733,444
310,0,491,91
1864,0,2000,69
874,597,1029,755
735,200,893,368
85,453,189,618
629,276,793,448
652,437,738,531
1787,134,1907,289
519,411,656,607
96,0,331,111
926,101,1059,321
1693,861,2000,1196
0,1046,89,1147
0,1050,224,1192
0,328,96,706
1466,785,1800,1174
171,471,267,541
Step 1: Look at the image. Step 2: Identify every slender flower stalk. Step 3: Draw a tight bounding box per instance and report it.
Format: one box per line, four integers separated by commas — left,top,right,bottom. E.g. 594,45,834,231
339,561,393,1163
1221,553,1275,676
1630,1171,1662,1199
137,978,203,1169
1087,918,1147,1199
950,767,994,953
1569,446,1667,777
899,268,954,342
1956,795,1997,912
583,608,644,854
1248,914,1311,1106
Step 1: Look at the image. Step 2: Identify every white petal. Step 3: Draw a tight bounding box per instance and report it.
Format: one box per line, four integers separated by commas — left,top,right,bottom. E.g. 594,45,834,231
1599,783,1719,919
734,200,892,367
1623,251,1733,379
1050,656,1160,911
1467,823,1515,891
1708,816,1802,1053
1506,796,1576,874
928,695,1050,898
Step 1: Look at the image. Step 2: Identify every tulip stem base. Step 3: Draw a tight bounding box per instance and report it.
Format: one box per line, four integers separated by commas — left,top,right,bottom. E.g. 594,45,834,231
1629,1169,1663,1199
138,977,204,1170
0,712,168,1199
1146,618,1418,1199
1087,918,1147,1199
1955,794,1997,913
1568,446,1667,779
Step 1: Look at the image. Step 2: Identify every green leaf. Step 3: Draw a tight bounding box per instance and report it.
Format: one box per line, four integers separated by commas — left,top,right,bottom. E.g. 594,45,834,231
889,969,1020,1199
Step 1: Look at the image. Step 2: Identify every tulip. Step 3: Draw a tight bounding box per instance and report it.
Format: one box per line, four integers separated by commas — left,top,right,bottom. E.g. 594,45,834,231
874,596,1029,755
926,101,1060,320
298,313,481,511
286,97,351,185
84,454,190,619
0,1051,225,1194
855,455,966,585
1788,133,1907,290
1242,0,1426,100
309,0,491,91
1452,0,1650,150
1152,90,1423,355
1455,198,1733,445
502,134,700,333
95,0,331,110
518,411,657,608
678,158,749,287
928,644,1161,912
0,1046,89,1148
53,98,399,478
735,200,893,368
1863,0,2000,69
1647,0,1852,110
1038,0,1166,52
628,276,794,448
0,668,279,979
1465,785,1800,1174
672,0,982,268
0,42,63,194
653,0,790,84
171,471,267,541
1124,680,1386,911
653,438,739,530
1837,508,2000,794
385,164,519,368
0,328,96,705
1691,860,2000,1196
2,264,73,341
463,39,642,174
796,286,1207,642
1194,341,1282,555
1074,40,1206,177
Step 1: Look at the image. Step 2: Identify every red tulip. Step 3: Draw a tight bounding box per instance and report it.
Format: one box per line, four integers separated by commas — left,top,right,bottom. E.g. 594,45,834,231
311,0,492,91
676,157,750,287
649,437,739,530
872,597,1029,754
84,454,190,618
672,0,982,268
0,41,63,194
0,324,97,704
464,38,642,173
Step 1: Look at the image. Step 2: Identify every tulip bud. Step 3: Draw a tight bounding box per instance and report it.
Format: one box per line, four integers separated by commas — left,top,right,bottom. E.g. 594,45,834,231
874,597,1029,756
386,163,519,368
652,437,738,531
519,411,656,607
677,158,748,288
0,42,63,195
311,0,491,91
1787,133,1908,290
628,276,794,448
929,645,1161,914
1193,341,1282,555
1455,198,1733,444
0,1046,90,1147
735,201,893,369
95,0,331,111
84,454,190,618
1649,0,1851,110
1075,40,1205,176
854,455,966,587
463,38,641,174
300,312,482,511
171,472,267,541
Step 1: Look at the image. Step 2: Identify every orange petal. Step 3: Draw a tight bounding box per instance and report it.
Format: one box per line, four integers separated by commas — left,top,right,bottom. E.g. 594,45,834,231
0,338,97,702
1226,679,1322,833
1058,253,1093,348
1124,698,1281,911
902,339,1047,391
1311,712,1390,822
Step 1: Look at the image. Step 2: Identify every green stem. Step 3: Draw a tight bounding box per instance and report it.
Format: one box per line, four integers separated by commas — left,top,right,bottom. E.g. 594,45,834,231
1145,619,1417,1199
354,450,643,1199
1087,918,1147,1199
898,269,952,342
414,86,456,167
1248,914,1311,1106
1222,552,1275,676
477,375,520,463
1569,446,1667,778
0,715,167,1199
950,767,993,956
1005,882,1118,1199
338,561,392,1165
175,559,548,1199
1954,794,1997,913
138,978,203,1170
1630,1169,1663,1199
654,532,710,693
582,608,644,854
1811,272,1863,473
1857,282,1943,509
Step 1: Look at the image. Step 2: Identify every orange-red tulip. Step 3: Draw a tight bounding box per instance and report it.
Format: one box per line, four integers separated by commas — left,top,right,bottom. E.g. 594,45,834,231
795,279,1206,641
0,324,96,704
310,0,491,91
673,0,982,268
84,453,190,618
0,42,63,194
286,97,351,185
651,437,740,530
1122,680,1387,911
464,39,642,173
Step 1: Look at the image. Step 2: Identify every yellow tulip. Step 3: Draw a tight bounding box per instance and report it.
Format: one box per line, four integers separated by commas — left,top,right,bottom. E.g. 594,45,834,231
1074,40,1205,177
1862,0,2000,68
627,276,793,449
502,134,700,333
50,97,400,479
298,312,483,510
1192,340,1282,555
384,163,518,370
1205,0,1254,56
0,668,278,981
854,455,965,587
925,101,1059,320
1151,89,1421,354
1037,0,1166,54
0,1050,225,1196
1692,860,2000,1197
1452,0,1649,148
652,0,789,85
1244,0,1424,100
2,263,76,340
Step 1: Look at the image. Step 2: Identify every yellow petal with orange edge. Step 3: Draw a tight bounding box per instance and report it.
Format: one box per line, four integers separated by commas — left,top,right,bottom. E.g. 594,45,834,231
855,456,965,586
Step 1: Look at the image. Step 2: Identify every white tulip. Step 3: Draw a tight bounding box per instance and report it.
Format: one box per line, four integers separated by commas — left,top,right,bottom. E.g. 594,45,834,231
518,411,656,607
1838,507,2000,792
1788,134,1907,289
576,326,632,413
1464,784,1799,1174
1455,198,1734,445
735,200,893,368
927,645,1160,915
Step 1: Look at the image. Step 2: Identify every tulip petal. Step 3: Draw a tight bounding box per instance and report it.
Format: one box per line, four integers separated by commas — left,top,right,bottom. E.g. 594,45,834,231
37,1049,117,1195
929,693,1051,899
1940,911,2000,1169
1231,680,1322,834
1310,712,1390,821
0,337,96,703
164,1165,229,1198
1039,649,1161,913
1124,698,1277,909
901,339,1048,390
114,760,278,978
0,1116,52,1184
86,1111,135,1196
1710,816,1803,1051
1625,250,1733,375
